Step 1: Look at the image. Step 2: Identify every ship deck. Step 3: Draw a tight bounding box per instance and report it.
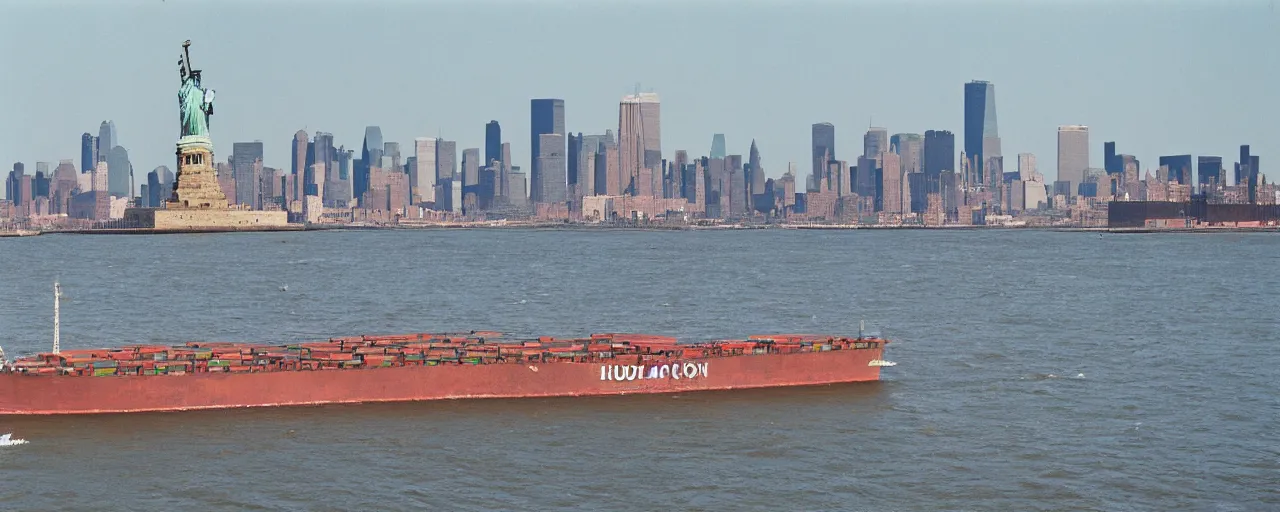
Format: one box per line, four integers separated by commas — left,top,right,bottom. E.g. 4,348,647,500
1,332,886,378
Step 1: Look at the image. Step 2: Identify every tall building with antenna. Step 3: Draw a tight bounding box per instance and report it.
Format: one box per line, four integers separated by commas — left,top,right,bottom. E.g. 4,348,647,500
618,92,661,196
864,127,889,164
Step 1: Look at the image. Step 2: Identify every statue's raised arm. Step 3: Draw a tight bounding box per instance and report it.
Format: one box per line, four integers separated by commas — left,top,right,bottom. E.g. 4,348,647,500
177,40,213,139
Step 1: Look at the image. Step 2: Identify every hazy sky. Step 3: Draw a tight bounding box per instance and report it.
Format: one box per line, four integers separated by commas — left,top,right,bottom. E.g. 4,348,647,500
2,0,1277,195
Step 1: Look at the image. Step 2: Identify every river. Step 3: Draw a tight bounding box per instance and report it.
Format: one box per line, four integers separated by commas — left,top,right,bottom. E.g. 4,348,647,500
0,229,1276,510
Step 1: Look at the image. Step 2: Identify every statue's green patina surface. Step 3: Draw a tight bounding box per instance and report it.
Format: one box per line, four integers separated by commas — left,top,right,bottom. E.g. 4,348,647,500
178,40,214,138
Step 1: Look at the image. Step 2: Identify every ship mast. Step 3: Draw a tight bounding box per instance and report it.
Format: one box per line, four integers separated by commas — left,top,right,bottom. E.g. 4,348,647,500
53,281,61,355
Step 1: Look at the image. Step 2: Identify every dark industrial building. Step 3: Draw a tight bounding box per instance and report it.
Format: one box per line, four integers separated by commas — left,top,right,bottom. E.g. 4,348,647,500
1108,196,1280,228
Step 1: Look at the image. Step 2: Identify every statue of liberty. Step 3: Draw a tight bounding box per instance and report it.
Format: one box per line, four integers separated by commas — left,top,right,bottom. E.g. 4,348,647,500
177,40,215,138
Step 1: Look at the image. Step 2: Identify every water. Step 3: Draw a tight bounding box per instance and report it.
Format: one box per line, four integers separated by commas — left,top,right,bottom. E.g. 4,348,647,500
0,229,1276,510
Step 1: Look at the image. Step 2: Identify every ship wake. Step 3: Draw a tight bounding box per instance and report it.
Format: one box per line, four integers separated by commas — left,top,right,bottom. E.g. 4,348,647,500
0,433,28,446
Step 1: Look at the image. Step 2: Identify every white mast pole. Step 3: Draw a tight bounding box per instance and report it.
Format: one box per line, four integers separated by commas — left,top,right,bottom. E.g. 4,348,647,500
53,281,61,355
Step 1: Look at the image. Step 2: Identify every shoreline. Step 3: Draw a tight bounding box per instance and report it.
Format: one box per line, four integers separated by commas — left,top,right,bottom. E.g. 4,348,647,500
3,223,1277,237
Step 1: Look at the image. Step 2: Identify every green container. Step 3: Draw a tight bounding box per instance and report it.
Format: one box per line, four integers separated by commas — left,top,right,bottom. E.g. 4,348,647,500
93,368,117,376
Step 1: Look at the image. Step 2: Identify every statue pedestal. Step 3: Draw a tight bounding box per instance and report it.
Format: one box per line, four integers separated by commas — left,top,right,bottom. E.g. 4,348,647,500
122,135,291,231
168,135,227,210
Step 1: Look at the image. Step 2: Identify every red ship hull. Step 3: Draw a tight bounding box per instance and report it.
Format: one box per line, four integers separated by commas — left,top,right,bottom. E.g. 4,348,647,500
0,345,886,415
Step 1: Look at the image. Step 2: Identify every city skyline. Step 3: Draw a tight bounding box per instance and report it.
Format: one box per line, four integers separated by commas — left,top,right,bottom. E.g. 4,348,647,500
2,1,1277,195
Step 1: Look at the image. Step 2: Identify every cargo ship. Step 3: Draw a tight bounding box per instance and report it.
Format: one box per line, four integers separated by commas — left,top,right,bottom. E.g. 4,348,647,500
0,284,893,415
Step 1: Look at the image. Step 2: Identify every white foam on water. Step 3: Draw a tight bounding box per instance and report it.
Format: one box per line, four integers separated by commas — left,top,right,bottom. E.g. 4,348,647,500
0,433,28,446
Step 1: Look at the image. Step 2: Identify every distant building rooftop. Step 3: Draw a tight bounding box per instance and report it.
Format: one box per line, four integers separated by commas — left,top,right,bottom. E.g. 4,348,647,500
621,92,660,103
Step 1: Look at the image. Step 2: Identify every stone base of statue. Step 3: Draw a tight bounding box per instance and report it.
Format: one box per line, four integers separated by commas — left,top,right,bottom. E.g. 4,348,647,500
122,136,290,231
126,207,292,232
168,135,228,210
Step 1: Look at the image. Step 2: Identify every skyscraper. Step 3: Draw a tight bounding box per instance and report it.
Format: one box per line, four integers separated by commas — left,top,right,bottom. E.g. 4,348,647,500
674,150,691,201
435,140,456,182
537,133,567,203
80,133,96,174
1198,156,1223,189
568,133,583,194
284,130,306,202
880,151,904,214
891,133,922,174
530,99,565,203
413,137,437,203
571,134,596,198
147,166,174,209
331,148,354,206
1104,141,1120,174
1236,145,1260,203
231,141,264,208
1017,153,1037,180
597,142,620,196
710,134,726,160
1056,125,1090,193
91,161,107,193
461,148,481,210
33,163,49,203
580,132,613,155
1158,155,1193,185
105,146,131,197
725,154,746,215
747,139,765,205
485,121,502,167
313,133,337,197
855,155,876,198
50,160,76,212
922,130,955,177
356,126,383,201
619,92,662,196
5,163,24,204
462,148,480,189
812,123,835,189
381,142,400,172
964,80,1000,180
863,127,888,162
97,121,116,163
291,129,308,177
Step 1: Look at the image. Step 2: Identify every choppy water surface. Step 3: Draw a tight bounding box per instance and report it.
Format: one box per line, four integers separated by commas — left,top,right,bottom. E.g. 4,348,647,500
0,229,1276,510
